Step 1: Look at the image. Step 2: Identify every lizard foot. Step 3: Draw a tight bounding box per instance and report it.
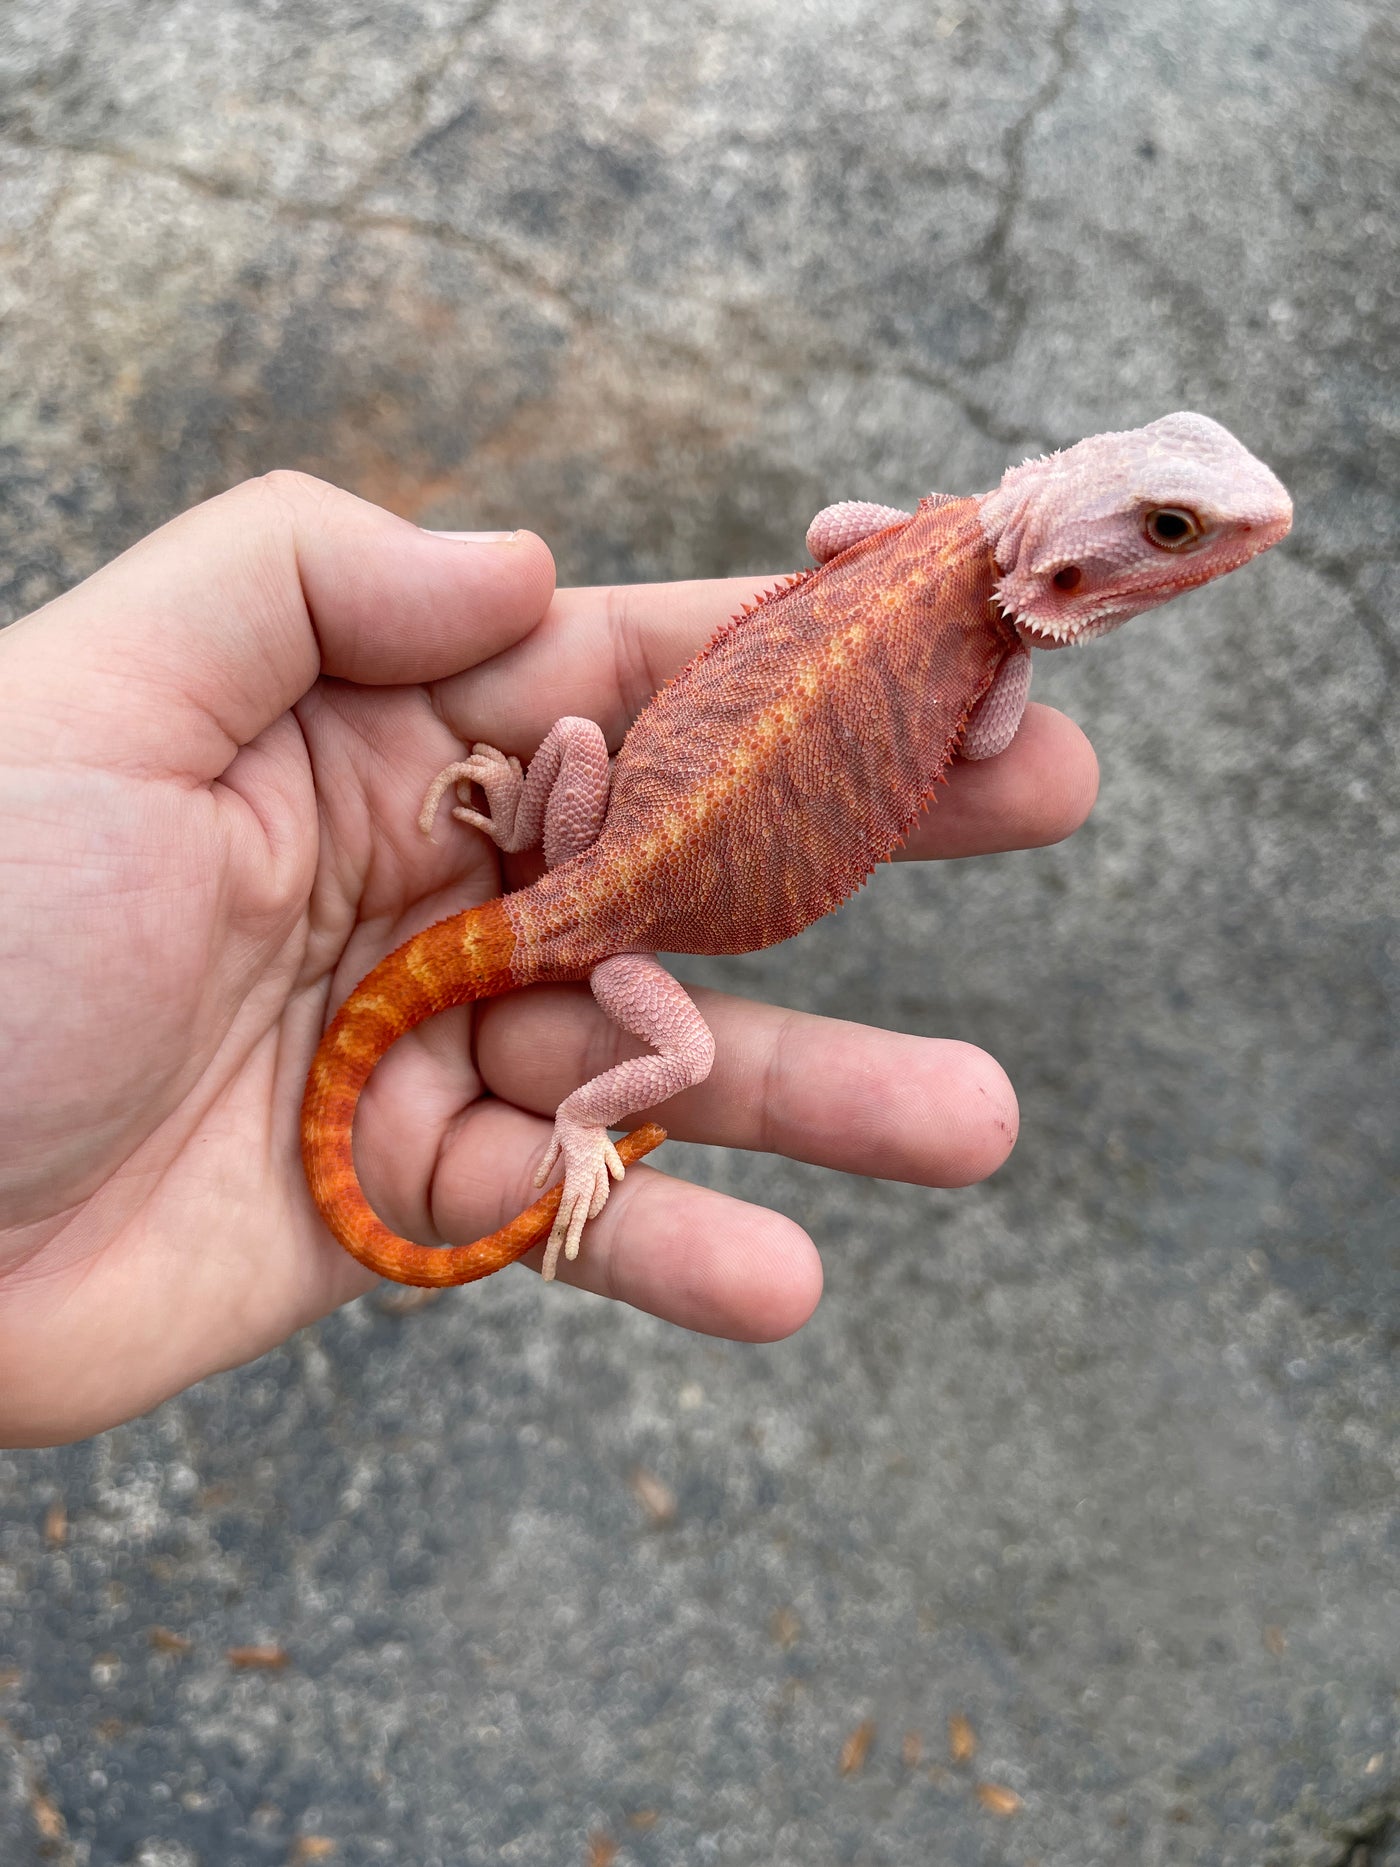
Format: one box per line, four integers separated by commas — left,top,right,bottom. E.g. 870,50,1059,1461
418,744,524,841
535,1114,627,1282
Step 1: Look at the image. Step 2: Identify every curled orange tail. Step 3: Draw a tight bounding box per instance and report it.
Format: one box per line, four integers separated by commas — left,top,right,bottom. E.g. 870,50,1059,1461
300,898,665,1287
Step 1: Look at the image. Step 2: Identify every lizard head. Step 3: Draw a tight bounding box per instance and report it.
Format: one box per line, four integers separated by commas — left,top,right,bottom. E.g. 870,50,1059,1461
977,412,1292,648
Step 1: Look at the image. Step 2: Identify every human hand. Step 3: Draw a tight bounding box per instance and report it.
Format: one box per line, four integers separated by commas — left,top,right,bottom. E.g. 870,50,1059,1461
0,474,1097,1444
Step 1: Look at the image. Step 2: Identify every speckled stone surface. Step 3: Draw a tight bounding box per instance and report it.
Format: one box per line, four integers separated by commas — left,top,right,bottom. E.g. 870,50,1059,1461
0,2,1397,1863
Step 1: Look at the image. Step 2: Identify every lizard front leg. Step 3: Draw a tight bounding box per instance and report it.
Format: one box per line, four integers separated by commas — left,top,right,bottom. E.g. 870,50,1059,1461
961,645,1032,760
535,954,715,1281
806,500,913,564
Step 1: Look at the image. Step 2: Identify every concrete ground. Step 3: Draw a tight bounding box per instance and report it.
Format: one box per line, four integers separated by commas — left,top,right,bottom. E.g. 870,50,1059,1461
0,1,1397,1862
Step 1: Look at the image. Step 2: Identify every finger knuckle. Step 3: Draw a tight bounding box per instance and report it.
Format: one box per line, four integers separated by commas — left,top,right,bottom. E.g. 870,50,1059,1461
236,468,339,525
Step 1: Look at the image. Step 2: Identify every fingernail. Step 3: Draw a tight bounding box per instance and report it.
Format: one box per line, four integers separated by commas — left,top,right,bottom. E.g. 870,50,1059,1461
424,528,519,542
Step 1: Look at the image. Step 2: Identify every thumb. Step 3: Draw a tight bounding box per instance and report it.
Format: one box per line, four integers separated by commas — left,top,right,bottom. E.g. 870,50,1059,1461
1,471,557,782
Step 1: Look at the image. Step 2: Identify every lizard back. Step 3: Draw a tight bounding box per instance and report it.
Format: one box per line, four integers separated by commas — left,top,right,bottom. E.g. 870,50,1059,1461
512,495,1014,970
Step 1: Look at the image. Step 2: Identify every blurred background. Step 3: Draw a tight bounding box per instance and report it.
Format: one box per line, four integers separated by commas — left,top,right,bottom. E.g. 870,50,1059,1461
0,2,1396,1863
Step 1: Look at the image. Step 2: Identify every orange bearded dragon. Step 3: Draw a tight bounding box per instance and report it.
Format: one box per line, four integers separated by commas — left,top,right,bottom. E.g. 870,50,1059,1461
302,413,1291,1287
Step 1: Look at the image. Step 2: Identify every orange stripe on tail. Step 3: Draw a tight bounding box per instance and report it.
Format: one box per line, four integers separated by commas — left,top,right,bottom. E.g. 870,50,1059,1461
300,897,666,1287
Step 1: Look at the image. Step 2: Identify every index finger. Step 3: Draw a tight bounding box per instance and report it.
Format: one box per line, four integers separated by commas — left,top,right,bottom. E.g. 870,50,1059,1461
431,575,781,750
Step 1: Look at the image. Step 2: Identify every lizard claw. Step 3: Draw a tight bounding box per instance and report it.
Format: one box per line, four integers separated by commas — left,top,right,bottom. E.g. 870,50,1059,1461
532,1132,561,1190
418,745,524,843
537,1118,627,1282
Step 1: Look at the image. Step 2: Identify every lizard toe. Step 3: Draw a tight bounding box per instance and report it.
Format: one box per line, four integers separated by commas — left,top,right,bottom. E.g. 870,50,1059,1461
538,1118,624,1274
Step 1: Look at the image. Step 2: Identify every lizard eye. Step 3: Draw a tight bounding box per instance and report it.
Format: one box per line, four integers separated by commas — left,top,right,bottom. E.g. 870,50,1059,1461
1051,565,1083,592
1144,506,1202,550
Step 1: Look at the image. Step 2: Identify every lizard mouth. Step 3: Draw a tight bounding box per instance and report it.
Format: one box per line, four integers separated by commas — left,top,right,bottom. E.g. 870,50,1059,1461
1012,518,1291,648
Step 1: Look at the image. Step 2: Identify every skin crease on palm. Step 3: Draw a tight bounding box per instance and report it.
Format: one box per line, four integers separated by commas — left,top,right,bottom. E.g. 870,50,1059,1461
0,473,1099,1447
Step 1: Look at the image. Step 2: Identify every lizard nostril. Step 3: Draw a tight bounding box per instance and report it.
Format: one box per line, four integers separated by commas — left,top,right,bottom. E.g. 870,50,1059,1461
1052,565,1083,593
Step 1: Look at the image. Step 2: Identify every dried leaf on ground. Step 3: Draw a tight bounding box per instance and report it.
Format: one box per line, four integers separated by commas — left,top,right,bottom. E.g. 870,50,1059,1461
975,1782,1022,1816
770,1607,801,1648
227,1644,291,1670
948,1712,978,1765
628,1467,676,1525
839,1719,876,1775
149,1627,194,1655
31,1786,66,1840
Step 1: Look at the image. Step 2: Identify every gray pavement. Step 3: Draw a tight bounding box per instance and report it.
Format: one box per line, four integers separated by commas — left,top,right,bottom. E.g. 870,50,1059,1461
1,1,1397,1862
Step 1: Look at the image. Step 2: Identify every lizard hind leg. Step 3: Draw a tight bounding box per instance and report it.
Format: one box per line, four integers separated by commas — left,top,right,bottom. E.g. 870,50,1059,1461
417,745,524,843
419,716,612,865
537,954,716,1281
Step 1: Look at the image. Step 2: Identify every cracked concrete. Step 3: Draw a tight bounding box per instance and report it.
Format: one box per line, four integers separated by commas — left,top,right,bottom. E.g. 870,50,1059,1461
964,0,1080,375
1,0,1397,1863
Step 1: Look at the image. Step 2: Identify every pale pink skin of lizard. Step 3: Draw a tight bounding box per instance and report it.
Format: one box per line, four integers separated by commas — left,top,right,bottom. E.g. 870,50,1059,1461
419,413,1292,1277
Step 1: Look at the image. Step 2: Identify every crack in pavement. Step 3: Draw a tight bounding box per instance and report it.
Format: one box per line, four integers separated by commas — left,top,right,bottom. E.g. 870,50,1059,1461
0,119,1048,471
1286,537,1399,698
0,117,586,324
968,0,1078,373
334,0,509,210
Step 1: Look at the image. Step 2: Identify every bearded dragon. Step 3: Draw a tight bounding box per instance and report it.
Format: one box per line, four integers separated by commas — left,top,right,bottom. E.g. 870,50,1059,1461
301,413,1291,1287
